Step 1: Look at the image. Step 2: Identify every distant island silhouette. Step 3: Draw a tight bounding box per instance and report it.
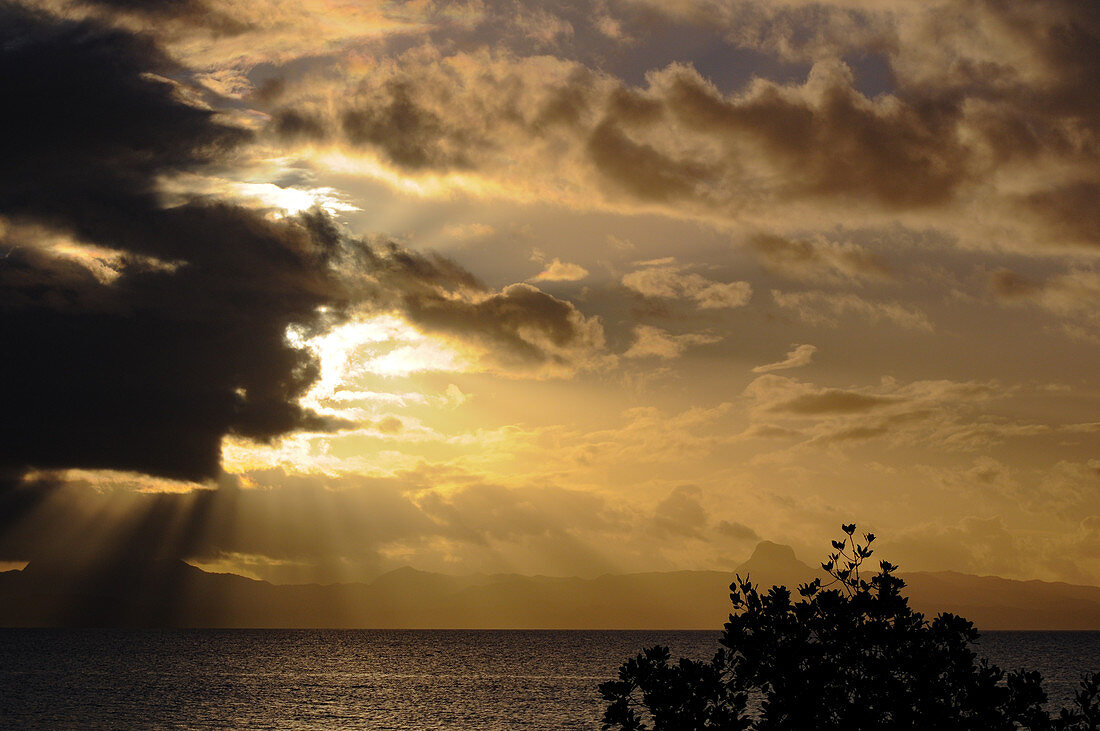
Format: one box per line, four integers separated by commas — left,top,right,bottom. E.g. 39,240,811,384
2,541,1099,628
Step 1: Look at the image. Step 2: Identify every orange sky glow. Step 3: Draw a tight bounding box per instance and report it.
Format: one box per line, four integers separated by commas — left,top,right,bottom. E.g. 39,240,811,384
1,0,1097,592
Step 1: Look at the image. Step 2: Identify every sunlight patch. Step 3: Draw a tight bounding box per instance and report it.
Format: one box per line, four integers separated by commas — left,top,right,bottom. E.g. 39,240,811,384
288,314,472,413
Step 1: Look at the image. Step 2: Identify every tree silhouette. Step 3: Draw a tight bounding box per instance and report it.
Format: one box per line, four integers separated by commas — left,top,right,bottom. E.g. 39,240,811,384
600,525,1100,730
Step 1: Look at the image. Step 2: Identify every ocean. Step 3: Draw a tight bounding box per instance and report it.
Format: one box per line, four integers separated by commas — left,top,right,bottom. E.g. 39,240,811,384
1,629,1097,729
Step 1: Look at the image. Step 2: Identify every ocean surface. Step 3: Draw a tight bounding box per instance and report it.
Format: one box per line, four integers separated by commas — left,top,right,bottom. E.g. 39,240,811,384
0,629,1097,729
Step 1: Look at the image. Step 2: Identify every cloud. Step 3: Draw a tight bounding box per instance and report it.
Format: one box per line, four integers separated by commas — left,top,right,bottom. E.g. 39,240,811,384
749,233,892,283
776,391,899,416
651,485,709,539
741,375,1051,451
990,269,1100,314
275,50,972,213
217,0,1099,254
0,6,611,485
656,59,970,208
771,290,933,331
417,482,613,545
1019,182,1100,249
43,0,418,84
529,251,589,282
716,520,760,543
340,78,486,171
623,325,722,360
0,5,249,227
585,118,717,203
0,467,630,580
989,267,1100,342
277,240,610,380
76,0,250,35
620,0,888,62
622,260,752,308
532,258,589,282
888,504,1100,586
30,0,1093,256
5,0,1098,589
511,4,574,47
0,208,370,483
399,282,608,377
0,8,359,481
753,344,817,373
989,268,1100,340
442,223,495,241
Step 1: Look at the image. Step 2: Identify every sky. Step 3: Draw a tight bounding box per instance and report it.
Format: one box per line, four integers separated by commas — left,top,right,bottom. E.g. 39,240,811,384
0,0,1097,589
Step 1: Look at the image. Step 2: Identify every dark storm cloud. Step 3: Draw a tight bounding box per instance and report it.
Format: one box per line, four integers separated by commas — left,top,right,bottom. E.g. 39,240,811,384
0,208,357,482
358,238,484,294
0,5,602,481
0,5,342,481
0,2,248,229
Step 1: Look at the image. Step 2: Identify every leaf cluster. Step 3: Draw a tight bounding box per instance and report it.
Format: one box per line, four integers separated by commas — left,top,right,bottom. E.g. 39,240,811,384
600,526,1099,730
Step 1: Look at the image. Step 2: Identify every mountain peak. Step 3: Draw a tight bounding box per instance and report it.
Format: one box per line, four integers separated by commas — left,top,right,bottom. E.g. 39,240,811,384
735,541,817,590
747,541,799,565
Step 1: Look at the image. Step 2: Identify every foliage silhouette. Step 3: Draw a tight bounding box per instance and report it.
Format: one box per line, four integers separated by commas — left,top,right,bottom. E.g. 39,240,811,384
600,525,1100,730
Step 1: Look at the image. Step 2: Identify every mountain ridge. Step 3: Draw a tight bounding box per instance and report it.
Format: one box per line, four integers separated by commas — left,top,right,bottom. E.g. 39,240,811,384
1,543,1097,629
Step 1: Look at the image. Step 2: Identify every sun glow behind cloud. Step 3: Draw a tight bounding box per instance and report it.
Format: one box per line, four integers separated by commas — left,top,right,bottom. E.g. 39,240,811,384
289,314,471,400
221,181,360,217
218,315,478,475
159,169,361,217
